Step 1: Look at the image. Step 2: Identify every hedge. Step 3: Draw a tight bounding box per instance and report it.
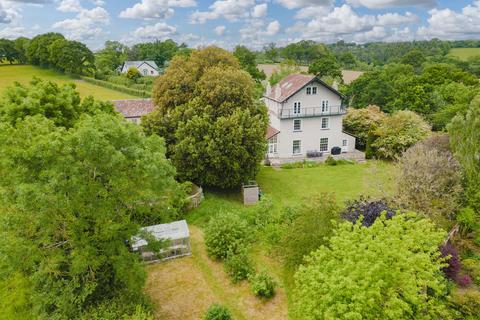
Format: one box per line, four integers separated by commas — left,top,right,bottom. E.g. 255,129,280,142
80,76,151,98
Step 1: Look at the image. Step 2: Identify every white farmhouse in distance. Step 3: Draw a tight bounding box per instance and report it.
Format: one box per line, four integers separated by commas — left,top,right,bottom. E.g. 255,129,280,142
263,74,362,164
119,61,160,76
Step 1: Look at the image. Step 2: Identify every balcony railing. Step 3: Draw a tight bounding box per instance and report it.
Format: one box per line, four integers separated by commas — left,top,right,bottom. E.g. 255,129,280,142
279,105,346,119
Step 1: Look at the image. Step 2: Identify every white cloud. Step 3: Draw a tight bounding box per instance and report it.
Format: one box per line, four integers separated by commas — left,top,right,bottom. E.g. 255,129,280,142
346,0,436,9
251,3,267,18
5,0,52,3
418,1,480,40
190,0,254,24
53,6,109,40
287,4,420,43
0,25,26,37
119,0,196,20
265,20,280,36
295,5,332,19
239,19,281,48
132,22,177,40
376,12,419,26
214,25,226,36
57,0,82,13
0,1,21,23
275,0,333,10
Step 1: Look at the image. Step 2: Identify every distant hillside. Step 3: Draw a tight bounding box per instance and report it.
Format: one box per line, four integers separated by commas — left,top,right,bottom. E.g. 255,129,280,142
257,64,363,84
449,48,480,61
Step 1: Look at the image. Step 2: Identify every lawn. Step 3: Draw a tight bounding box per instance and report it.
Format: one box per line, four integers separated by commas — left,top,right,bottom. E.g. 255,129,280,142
449,48,480,61
0,65,136,100
146,161,396,319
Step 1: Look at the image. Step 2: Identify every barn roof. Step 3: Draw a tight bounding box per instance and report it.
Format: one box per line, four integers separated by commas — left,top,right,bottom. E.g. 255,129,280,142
264,74,344,102
131,220,190,251
112,99,155,118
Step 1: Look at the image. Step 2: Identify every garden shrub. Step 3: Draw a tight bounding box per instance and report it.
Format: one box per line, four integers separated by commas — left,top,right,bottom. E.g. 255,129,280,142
397,139,463,228
249,271,277,299
204,212,251,260
440,243,461,282
449,288,480,319
279,194,339,267
371,110,431,160
343,105,387,150
294,213,451,320
341,196,396,227
203,304,231,320
126,67,141,80
224,248,254,283
280,160,319,169
324,156,354,166
463,258,480,285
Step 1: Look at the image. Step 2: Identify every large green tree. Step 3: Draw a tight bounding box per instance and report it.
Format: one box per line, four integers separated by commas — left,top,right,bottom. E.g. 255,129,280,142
0,113,179,319
233,45,266,82
0,38,18,64
294,213,451,320
26,32,65,66
143,47,268,188
48,39,95,75
95,40,129,73
449,97,480,214
308,52,342,81
13,37,29,64
129,39,187,68
0,78,114,128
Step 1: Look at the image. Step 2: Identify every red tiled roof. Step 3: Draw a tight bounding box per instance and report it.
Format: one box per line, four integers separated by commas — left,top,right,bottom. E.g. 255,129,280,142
265,74,315,102
266,125,280,139
112,99,155,118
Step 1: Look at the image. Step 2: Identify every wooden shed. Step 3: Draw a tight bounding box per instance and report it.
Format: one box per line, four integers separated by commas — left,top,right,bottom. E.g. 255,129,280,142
131,220,191,262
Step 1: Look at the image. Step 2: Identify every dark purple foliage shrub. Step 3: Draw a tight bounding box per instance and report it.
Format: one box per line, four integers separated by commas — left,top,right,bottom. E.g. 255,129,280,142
440,243,461,281
340,196,396,227
456,274,472,287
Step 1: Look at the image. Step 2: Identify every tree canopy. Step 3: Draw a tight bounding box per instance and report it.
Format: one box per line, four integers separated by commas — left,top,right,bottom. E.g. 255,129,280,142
449,97,480,214
294,213,450,320
0,80,182,319
48,38,95,75
0,78,114,128
143,46,268,188
233,45,266,82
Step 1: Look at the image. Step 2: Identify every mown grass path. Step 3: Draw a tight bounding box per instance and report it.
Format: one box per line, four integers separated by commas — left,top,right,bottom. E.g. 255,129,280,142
145,226,288,320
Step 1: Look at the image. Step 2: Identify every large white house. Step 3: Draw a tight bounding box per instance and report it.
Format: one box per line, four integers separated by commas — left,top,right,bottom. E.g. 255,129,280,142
263,74,359,163
119,61,160,76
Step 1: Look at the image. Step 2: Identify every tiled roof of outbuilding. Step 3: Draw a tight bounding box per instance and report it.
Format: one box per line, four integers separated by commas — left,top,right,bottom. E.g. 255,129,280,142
112,99,155,118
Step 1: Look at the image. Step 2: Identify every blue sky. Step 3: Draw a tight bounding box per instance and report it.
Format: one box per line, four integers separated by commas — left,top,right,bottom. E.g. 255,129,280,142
0,0,479,50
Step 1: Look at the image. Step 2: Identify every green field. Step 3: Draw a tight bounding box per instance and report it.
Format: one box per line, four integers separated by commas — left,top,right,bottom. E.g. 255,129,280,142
0,65,136,100
449,48,480,61
148,161,395,319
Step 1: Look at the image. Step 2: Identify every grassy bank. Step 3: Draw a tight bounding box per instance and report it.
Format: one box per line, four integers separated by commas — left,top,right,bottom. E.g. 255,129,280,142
0,65,136,100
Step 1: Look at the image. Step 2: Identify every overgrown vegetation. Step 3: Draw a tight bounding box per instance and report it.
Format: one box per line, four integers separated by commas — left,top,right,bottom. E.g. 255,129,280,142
0,80,183,319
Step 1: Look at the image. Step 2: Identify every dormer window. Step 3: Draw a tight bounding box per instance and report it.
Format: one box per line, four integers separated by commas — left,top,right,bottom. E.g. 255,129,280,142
306,86,318,95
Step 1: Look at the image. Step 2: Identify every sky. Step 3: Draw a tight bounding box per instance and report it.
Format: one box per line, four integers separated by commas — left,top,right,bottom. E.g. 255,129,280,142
0,0,480,50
